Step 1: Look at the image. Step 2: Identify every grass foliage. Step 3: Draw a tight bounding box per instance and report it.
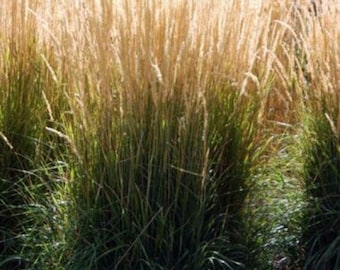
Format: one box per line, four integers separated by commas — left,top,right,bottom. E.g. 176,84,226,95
301,112,339,270
0,1,339,269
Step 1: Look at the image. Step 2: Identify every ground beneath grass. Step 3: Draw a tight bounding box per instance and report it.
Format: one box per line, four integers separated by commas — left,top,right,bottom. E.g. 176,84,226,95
246,131,307,269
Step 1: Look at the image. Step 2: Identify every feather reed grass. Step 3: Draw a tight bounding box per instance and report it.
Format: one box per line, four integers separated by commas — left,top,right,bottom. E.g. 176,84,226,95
0,0,339,269
296,2,340,268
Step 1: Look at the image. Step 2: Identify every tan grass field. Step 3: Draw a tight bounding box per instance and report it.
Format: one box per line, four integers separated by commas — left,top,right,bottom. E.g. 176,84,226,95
1,0,338,128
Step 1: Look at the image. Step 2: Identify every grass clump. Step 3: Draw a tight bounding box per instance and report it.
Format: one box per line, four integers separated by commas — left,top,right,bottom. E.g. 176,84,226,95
296,2,340,268
0,44,67,268
56,1,282,268
62,1,267,267
0,2,71,267
301,111,340,270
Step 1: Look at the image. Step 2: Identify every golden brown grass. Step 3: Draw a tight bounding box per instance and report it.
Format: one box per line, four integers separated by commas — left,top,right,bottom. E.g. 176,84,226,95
0,0,339,268
2,0,337,128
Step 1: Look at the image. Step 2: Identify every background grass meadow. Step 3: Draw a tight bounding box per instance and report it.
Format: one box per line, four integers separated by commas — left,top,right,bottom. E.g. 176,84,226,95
0,1,339,269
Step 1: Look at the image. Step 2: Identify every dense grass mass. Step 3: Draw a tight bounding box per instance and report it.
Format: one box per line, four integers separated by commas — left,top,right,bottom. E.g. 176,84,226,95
0,1,339,269
301,112,340,270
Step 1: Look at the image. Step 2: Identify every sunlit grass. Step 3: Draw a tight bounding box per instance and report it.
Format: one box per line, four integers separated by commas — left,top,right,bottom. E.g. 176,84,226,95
0,0,339,269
